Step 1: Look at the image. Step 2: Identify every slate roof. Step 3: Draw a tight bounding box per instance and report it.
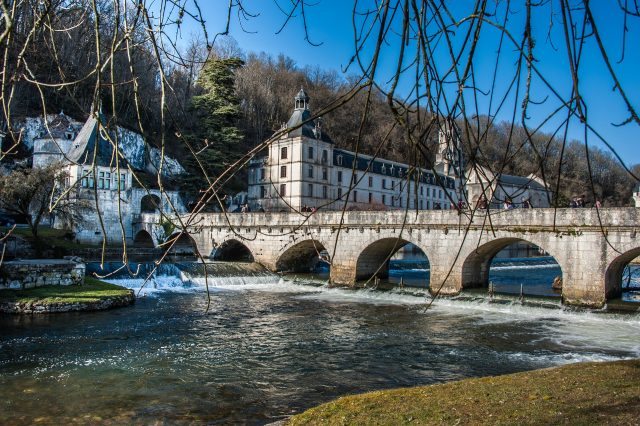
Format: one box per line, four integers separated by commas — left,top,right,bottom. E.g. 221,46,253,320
497,173,547,190
333,148,456,189
67,113,128,168
34,113,81,140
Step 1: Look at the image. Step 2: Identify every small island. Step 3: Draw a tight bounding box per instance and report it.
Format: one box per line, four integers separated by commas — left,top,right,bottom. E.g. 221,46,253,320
0,277,134,314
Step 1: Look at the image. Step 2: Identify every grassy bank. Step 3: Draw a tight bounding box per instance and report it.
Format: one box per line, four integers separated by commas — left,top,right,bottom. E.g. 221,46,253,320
0,277,131,304
289,359,640,425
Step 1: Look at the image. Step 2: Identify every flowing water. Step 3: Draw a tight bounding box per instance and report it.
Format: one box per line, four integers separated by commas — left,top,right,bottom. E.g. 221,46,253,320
0,260,639,424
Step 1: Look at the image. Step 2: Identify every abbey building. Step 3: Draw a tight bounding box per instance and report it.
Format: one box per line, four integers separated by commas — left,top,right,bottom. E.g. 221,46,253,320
247,89,464,212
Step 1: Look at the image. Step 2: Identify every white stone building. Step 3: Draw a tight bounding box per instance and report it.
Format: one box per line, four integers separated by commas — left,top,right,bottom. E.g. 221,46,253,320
633,186,640,207
247,89,463,212
465,166,552,209
32,110,186,245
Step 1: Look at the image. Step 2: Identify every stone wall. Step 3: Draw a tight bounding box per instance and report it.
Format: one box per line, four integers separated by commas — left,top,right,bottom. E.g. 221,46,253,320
0,259,85,290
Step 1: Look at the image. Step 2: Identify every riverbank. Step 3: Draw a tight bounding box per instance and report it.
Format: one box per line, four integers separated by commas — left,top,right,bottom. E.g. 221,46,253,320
0,277,134,314
288,359,640,425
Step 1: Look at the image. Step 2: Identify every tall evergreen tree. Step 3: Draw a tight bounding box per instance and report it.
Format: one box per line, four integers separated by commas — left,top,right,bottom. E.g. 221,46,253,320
180,57,245,205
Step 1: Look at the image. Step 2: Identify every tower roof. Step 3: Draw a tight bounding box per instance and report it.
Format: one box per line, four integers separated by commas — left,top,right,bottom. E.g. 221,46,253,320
285,88,333,143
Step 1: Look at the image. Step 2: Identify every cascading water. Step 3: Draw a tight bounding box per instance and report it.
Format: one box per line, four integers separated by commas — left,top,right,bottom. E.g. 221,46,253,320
87,261,283,295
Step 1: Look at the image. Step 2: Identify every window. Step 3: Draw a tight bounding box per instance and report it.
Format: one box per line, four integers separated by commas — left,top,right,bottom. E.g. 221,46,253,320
420,186,424,195
368,192,372,203
260,168,265,180
337,171,343,183
382,179,386,190
337,155,343,166
322,150,328,163
420,200,423,209
322,168,328,180
382,194,386,205
337,188,342,199
391,181,395,190
353,190,358,202
352,173,358,184
280,184,286,196
439,189,443,198
119,174,125,190
308,146,314,159
323,185,328,198
105,172,111,190
98,171,105,189
281,146,288,159
280,166,287,178
381,164,386,174
308,165,314,178
308,183,313,197
260,186,267,198
368,176,373,187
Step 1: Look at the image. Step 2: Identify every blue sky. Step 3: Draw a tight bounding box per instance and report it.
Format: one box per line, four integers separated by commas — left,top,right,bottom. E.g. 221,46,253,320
182,1,639,166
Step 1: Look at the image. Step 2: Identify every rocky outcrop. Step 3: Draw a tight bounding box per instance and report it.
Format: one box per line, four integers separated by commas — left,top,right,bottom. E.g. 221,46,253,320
0,291,135,314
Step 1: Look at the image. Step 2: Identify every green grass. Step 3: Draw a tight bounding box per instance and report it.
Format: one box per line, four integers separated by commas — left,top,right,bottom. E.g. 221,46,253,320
289,359,640,425
0,277,132,304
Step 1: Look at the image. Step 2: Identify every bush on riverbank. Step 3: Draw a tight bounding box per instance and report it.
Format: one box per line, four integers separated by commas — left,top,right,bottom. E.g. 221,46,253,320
288,359,640,425
0,277,134,313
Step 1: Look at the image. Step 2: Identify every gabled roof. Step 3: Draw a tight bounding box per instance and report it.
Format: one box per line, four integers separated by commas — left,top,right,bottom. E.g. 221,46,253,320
67,113,128,168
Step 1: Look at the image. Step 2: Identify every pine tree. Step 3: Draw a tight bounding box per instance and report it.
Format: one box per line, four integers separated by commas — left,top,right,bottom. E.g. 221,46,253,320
181,57,245,205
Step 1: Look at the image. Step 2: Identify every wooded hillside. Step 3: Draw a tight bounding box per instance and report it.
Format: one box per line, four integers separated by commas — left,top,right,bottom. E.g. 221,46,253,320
1,1,637,206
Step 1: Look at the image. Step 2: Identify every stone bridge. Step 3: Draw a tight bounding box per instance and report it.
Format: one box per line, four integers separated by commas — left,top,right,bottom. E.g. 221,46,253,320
134,208,640,308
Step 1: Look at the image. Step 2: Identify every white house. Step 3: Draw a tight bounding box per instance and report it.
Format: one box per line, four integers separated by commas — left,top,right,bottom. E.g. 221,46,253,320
32,110,186,244
247,89,463,212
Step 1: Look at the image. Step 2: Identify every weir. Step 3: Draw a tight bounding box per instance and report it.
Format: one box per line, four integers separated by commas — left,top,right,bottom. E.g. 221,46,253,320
133,208,640,308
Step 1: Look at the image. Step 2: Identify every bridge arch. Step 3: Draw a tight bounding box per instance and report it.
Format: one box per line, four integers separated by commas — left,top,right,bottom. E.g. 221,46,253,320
460,237,563,292
133,229,155,248
165,232,198,255
355,237,430,285
276,239,328,273
605,247,640,300
212,239,254,262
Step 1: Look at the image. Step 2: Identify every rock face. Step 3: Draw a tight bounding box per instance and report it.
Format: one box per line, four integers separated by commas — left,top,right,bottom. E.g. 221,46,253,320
116,126,185,176
0,291,135,314
0,259,85,290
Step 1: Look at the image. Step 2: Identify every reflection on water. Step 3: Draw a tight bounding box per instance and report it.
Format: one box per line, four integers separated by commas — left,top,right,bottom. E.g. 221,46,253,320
0,260,638,424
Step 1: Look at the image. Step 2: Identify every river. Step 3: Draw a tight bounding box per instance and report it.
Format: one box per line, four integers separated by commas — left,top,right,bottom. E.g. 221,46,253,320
0,260,639,424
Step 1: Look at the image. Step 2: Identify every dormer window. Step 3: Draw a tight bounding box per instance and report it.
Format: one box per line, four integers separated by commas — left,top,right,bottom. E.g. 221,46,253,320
381,164,386,174
337,155,343,166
